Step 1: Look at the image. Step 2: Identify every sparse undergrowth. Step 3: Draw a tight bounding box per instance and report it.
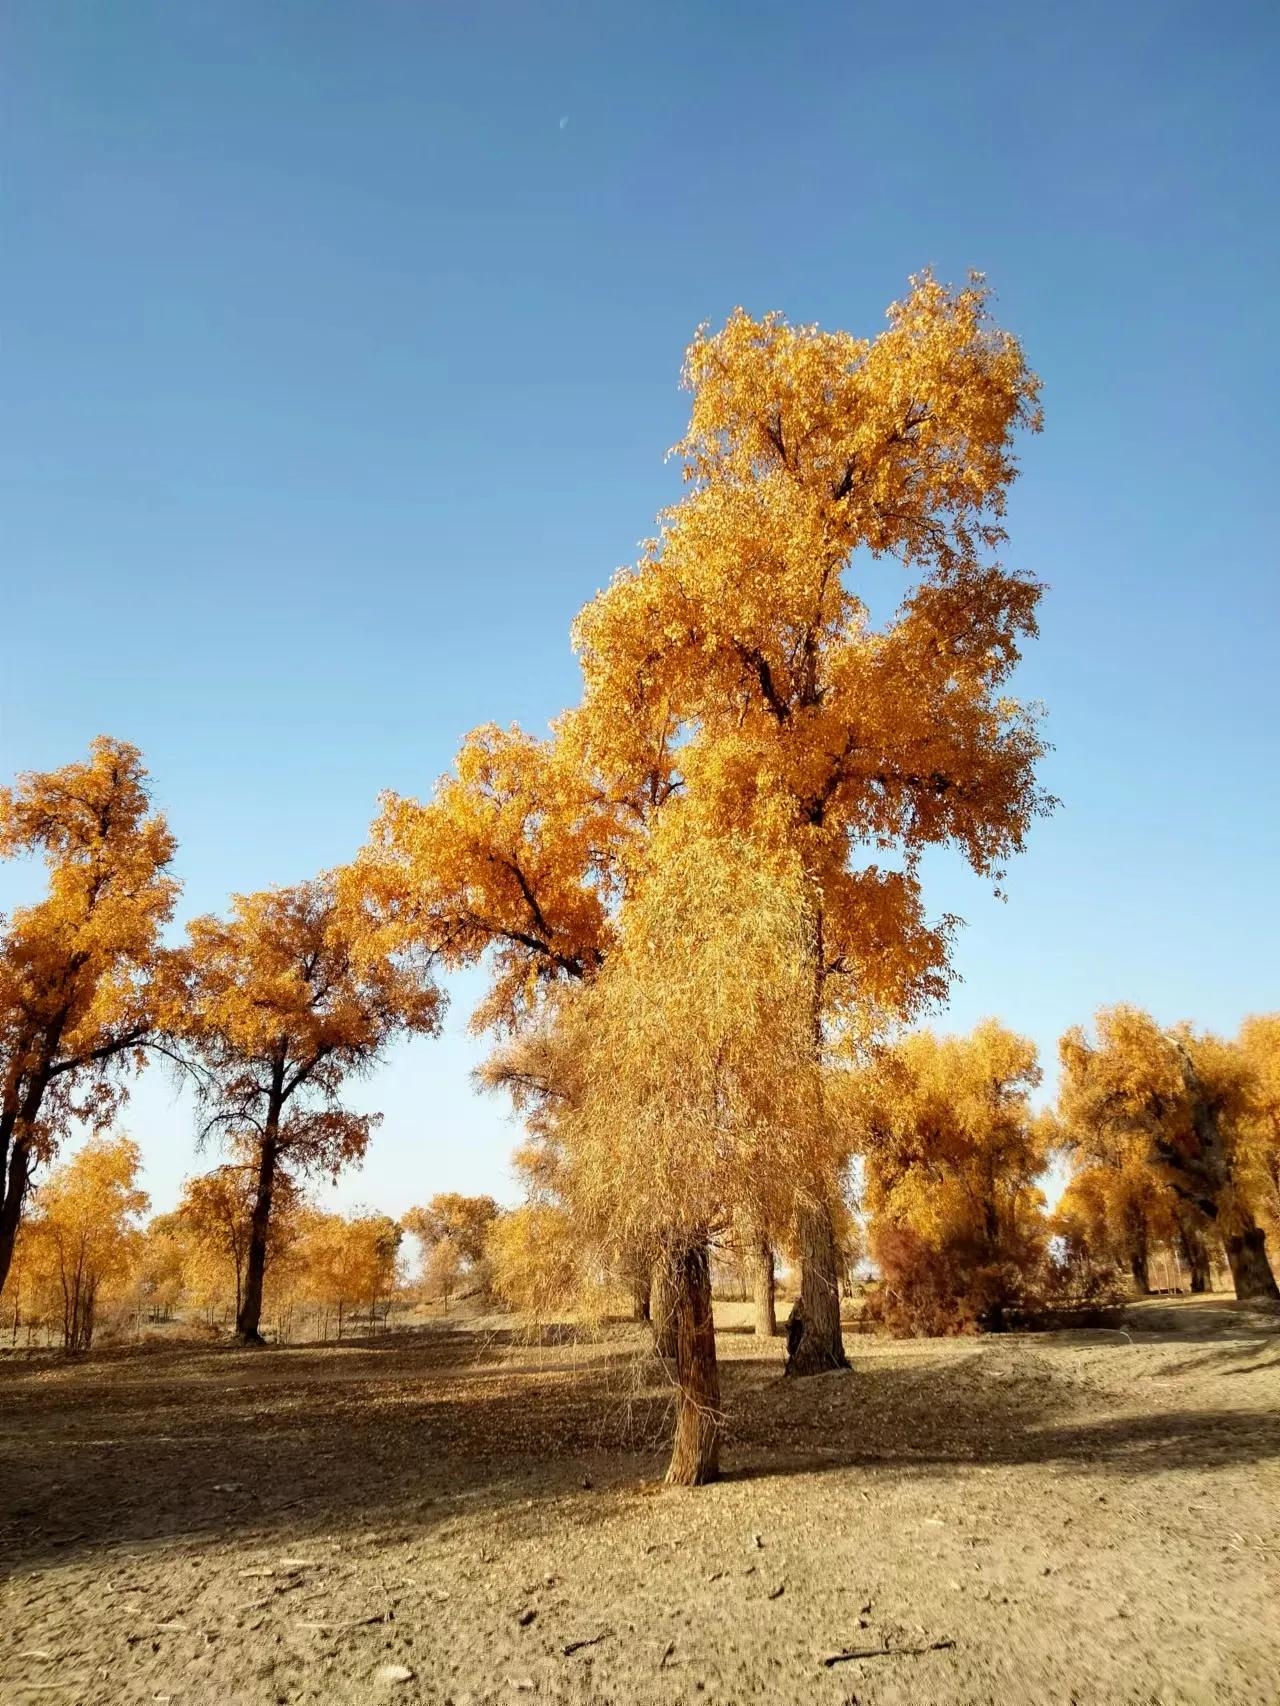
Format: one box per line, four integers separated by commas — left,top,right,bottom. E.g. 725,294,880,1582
2,1295,1278,1705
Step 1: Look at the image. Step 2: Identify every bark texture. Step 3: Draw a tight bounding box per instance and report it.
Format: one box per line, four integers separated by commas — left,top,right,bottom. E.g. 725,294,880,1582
236,1130,278,1343
750,1239,777,1338
1223,1226,1280,1302
0,1136,31,1300
651,1252,679,1359
785,1199,848,1376
665,1241,721,1486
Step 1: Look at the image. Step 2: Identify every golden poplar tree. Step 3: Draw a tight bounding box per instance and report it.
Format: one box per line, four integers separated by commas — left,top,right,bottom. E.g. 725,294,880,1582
25,1133,149,1350
359,274,1049,1379
1059,1007,1278,1300
571,277,1047,1370
167,872,442,1342
1052,1157,1182,1294
1238,1014,1280,1245
485,814,832,1483
0,738,178,1299
174,1157,303,1323
848,1021,1049,1333
402,1193,499,1268
292,1207,403,1338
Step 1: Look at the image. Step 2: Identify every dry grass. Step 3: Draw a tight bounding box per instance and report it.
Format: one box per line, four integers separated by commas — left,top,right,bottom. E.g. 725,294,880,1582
2,1295,1278,1704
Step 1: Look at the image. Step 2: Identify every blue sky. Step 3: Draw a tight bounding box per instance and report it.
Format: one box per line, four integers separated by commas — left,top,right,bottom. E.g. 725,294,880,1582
3,1,1278,1216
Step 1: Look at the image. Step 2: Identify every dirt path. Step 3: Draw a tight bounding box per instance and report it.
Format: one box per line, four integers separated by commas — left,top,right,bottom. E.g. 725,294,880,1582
2,1300,1278,1704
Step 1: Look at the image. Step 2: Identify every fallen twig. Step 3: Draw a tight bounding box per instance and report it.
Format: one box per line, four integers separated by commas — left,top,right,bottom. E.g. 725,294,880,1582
563,1630,611,1656
823,1638,955,1667
297,1614,386,1632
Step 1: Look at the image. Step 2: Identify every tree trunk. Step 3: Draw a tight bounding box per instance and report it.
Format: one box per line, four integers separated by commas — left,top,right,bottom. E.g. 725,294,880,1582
1129,1249,1150,1294
786,1198,848,1376
237,1130,279,1344
750,1239,776,1338
1222,1225,1280,1301
1177,1221,1211,1293
631,1260,652,1324
789,905,848,1376
651,1252,679,1360
665,1241,721,1487
0,1135,33,1300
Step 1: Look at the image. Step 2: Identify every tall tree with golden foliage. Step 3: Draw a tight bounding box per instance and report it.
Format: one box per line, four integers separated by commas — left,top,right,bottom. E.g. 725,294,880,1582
0,738,178,1299
1059,1007,1278,1300
24,1133,149,1350
848,1021,1049,1333
486,817,833,1483
402,1193,499,1268
174,1157,304,1322
1053,1157,1183,1294
1238,1014,1280,1245
293,1207,403,1338
359,275,1049,1379
570,275,1047,1371
168,872,442,1343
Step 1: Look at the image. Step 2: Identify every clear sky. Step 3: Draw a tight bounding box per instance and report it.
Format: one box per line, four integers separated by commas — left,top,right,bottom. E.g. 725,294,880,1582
3,1,1278,1217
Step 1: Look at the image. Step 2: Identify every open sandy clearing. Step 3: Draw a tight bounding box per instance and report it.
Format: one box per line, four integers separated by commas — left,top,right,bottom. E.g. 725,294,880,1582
2,1299,1278,1705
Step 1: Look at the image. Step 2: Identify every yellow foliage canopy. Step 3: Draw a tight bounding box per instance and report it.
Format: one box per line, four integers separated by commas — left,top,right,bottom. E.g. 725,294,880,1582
571,274,1049,1041
0,738,177,1294
852,1021,1047,1248
1058,1007,1278,1300
22,1133,149,1349
487,816,832,1267
359,274,1049,1054
171,871,442,1177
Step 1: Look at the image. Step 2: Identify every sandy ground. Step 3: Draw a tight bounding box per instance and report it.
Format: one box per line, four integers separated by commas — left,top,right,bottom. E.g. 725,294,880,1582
2,1296,1278,1706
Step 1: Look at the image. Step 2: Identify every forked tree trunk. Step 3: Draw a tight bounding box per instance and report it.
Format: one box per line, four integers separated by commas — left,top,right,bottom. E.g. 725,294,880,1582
786,1198,848,1376
651,1252,679,1360
749,1239,776,1338
665,1241,721,1487
1222,1225,1280,1301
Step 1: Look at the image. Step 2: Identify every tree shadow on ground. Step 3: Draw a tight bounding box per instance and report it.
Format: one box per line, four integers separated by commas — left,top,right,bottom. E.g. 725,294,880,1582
3,1324,1277,1580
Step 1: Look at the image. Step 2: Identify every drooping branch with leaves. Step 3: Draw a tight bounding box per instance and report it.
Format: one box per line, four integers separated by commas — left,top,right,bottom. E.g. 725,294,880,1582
483,814,837,1483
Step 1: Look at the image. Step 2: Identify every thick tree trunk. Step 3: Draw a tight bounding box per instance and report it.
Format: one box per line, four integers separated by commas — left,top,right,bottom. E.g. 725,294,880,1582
750,1239,776,1338
786,1198,849,1376
1129,1250,1150,1294
237,1132,279,1344
665,1241,721,1487
651,1252,679,1359
1222,1225,1280,1301
0,1135,33,1300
